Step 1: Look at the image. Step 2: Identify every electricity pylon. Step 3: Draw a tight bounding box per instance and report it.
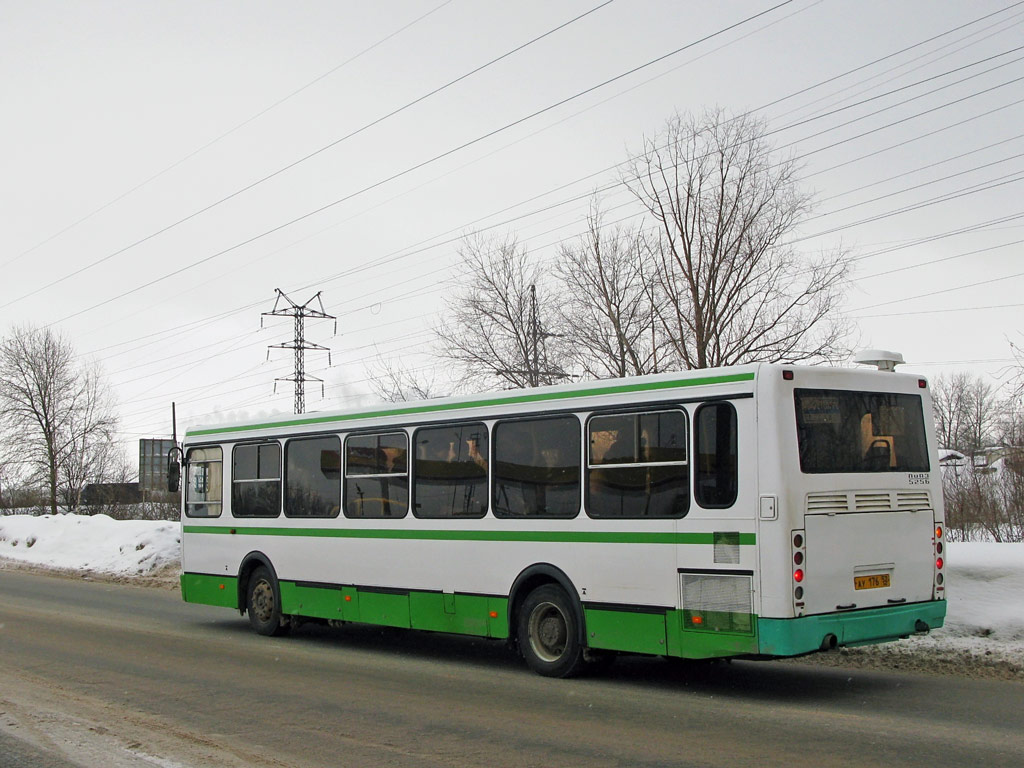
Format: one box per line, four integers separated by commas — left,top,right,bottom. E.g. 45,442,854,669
262,289,336,414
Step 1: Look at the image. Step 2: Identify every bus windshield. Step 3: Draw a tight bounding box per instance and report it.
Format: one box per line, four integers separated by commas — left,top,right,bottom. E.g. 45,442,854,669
795,388,930,474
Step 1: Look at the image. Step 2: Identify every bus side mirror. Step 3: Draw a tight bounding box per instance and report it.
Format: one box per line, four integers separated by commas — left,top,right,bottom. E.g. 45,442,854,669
168,459,181,493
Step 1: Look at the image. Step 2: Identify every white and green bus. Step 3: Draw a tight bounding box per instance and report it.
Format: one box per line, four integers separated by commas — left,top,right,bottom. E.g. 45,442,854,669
176,360,947,676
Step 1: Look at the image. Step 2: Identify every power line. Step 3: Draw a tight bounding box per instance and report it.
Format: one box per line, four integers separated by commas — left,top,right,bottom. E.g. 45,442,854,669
853,269,1024,311
0,0,454,273
35,2,794,329
51,7,1024,434
854,303,1024,319
1,0,617,311
29,2,1015,346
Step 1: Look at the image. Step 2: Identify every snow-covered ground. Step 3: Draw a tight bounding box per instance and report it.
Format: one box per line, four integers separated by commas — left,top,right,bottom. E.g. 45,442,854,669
0,513,180,577
1,513,1021,674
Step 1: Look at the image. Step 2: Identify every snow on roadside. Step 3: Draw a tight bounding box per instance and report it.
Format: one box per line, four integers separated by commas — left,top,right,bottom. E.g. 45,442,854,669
824,540,1024,680
0,514,1021,675
942,542,1024,644
0,513,179,576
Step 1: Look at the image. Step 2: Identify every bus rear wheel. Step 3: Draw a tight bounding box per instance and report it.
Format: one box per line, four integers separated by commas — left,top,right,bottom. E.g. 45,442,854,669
517,585,584,677
246,565,290,637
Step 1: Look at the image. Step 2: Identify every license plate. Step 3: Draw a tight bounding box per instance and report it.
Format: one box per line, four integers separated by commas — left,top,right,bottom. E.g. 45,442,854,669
854,573,890,590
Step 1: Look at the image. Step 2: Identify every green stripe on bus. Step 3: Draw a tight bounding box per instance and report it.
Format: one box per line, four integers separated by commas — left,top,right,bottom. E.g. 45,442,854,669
185,372,755,437
182,525,754,545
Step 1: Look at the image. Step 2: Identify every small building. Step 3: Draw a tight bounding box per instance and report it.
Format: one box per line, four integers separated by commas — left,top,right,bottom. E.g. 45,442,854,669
81,482,142,506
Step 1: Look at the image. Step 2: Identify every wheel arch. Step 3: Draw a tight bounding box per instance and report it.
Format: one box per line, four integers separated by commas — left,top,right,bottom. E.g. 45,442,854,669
237,551,278,616
508,563,587,646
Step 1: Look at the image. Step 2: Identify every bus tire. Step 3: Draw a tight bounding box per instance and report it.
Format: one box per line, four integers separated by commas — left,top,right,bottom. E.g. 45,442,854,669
517,584,584,678
246,565,290,637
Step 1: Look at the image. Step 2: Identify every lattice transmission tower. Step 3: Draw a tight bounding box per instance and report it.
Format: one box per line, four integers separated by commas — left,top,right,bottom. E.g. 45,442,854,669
262,289,336,414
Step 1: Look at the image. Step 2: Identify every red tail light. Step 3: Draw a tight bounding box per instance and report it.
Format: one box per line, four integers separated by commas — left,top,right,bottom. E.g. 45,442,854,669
794,568,804,583
936,557,944,570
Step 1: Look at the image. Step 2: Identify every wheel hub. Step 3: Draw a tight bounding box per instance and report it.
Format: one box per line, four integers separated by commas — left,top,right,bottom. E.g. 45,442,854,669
252,580,274,623
529,602,568,662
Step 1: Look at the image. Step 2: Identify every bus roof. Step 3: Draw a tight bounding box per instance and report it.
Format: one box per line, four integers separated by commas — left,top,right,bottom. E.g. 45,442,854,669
182,361,925,440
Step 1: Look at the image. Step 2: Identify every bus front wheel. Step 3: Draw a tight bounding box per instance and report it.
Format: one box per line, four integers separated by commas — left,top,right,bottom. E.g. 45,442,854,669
517,585,584,677
246,565,290,637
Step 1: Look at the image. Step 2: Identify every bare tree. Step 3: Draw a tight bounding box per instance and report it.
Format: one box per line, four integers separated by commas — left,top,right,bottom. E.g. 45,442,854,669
0,325,119,515
1010,333,1024,402
554,202,668,379
931,372,999,456
436,235,568,389
365,352,447,403
623,108,851,369
932,372,973,452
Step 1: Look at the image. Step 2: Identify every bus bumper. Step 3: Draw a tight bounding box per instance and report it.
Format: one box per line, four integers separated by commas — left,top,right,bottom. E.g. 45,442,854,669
757,600,947,657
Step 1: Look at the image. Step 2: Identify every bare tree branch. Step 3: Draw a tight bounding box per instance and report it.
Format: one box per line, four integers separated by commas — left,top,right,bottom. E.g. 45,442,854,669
364,352,447,403
553,200,668,379
623,108,852,369
436,235,568,389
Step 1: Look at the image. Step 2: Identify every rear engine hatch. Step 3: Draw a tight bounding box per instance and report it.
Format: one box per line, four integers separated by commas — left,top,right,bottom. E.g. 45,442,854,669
802,503,934,615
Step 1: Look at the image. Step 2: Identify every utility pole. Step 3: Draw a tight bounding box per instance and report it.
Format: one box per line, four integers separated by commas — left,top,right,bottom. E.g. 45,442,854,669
262,289,336,414
498,283,567,387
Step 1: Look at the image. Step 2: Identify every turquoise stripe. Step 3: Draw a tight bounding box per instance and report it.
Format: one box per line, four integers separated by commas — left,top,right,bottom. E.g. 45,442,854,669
758,601,947,656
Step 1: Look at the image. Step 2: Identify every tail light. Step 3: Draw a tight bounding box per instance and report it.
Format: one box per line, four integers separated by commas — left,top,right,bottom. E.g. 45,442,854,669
792,530,806,614
933,521,945,598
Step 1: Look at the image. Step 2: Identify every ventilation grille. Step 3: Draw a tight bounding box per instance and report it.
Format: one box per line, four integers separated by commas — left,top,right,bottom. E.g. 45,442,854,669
854,492,893,511
807,490,932,514
680,572,753,634
896,490,932,510
713,531,740,564
806,492,848,514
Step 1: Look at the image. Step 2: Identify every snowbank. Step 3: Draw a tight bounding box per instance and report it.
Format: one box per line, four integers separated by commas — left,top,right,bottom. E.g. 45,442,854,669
0,513,179,576
943,542,1024,644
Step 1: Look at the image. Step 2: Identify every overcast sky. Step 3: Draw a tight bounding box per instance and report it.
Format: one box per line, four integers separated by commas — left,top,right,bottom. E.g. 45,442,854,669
2,0,1022,446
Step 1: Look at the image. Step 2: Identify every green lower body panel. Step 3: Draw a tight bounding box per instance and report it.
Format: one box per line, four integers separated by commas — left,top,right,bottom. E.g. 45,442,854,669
585,607,759,658
180,573,238,608
758,600,947,657
584,608,669,655
177,572,512,639
182,571,755,657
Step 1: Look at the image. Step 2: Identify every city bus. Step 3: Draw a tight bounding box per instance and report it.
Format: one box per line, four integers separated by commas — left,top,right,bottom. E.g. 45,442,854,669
175,359,947,677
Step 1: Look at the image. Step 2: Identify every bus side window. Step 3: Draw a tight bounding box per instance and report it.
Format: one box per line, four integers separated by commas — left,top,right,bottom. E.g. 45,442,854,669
694,402,738,509
285,436,341,518
344,432,409,519
413,423,488,518
232,442,282,518
185,446,222,518
493,415,580,518
586,410,688,518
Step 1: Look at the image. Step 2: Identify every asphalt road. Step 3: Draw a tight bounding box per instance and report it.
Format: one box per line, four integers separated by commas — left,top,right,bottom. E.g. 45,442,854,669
1,569,1021,768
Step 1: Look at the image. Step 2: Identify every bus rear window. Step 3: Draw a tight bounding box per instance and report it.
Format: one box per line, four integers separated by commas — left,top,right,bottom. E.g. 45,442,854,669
795,389,930,474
